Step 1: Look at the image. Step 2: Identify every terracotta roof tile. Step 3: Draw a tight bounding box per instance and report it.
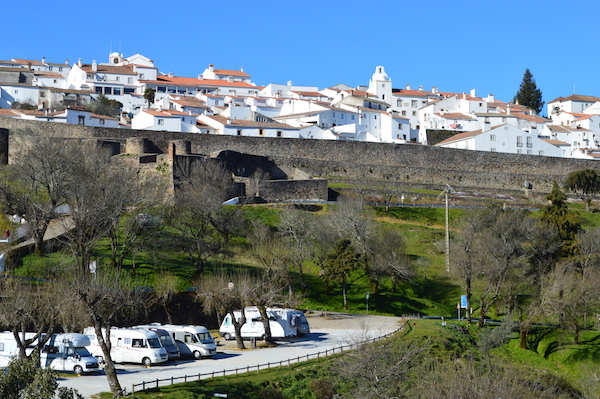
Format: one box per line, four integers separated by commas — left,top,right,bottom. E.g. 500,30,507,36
212,69,250,78
435,129,484,145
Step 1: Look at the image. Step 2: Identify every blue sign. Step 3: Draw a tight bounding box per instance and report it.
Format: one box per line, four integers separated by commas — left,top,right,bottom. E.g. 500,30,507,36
460,295,467,309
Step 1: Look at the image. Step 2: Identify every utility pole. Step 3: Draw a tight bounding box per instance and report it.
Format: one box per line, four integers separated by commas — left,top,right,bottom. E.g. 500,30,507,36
437,184,455,273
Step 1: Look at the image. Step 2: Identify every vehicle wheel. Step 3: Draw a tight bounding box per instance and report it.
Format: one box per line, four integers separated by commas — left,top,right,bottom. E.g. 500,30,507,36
222,333,232,340
261,334,267,341
73,365,83,375
142,357,152,366
193,350,201,359
96,356,104,364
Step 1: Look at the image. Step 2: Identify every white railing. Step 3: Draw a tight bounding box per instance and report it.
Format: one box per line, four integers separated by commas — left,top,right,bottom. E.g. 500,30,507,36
130,323,406,394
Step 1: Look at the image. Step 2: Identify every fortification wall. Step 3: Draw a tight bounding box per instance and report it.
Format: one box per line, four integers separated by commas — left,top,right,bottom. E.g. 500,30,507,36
1,118,599,193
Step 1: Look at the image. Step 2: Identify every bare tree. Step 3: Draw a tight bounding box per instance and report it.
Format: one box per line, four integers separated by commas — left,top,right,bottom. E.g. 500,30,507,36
195,272,253,349
366,225,412,295
153,272,180,324
59,266,149,395
59,146,143,273
278,210,316,295
0,278,58,359
245,270,289,344
0,132,78,255
167,160,245,275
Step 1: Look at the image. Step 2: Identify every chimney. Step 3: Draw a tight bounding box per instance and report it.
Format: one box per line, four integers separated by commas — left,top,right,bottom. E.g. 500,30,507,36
462,92,467,100
92,60,97,72
78,58,82,67
287,80,293,86
41,57,46,64
168,72,174,78
507,103,511,115
432,86,437,94
241,66,245,73
228,76,233,82
470,88,476,97
418,85,423,91
198,74,204,80
406,84,411,90
208,64,214,72
65,59,69,65
487,94,495,103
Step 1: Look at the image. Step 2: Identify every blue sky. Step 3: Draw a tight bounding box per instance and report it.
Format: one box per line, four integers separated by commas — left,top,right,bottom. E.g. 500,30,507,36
3,0,599,112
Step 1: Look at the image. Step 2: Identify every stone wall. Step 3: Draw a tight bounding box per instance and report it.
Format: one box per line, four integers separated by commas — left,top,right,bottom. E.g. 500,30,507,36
261,179,328,202
2,118,600,193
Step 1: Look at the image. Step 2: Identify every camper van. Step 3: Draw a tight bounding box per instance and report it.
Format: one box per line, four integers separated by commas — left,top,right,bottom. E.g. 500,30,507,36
0,332,99,374
155,324,216,359
84,327,168,366
219,307,310,340
131,326,180,359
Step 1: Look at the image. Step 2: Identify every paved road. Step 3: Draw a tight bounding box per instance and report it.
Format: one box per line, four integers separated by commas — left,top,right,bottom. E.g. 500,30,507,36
58,313,404,398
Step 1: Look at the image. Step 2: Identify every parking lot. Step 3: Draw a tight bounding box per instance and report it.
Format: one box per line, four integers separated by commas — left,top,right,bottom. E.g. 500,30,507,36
58,312,404,397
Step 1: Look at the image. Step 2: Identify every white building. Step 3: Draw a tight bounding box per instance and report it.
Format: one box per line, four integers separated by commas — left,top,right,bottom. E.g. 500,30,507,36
435,124,565,157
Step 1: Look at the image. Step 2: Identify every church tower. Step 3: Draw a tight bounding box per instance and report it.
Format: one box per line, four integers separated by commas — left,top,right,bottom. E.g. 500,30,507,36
368,66,392,104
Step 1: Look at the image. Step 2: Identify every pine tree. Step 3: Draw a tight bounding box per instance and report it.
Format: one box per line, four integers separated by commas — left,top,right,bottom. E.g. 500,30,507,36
514,68,544,115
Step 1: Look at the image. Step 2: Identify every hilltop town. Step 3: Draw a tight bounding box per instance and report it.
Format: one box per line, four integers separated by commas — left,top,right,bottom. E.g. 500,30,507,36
0,52,599,159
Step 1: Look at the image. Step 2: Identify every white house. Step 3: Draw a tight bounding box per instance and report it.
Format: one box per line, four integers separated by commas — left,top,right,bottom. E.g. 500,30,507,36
199,64,251,84
131,109,198,132
435,124,565,157
198,113,299,138
547,94,600,117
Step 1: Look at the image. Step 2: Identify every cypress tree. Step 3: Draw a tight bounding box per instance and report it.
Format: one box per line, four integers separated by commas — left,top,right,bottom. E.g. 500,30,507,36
514,68,544,115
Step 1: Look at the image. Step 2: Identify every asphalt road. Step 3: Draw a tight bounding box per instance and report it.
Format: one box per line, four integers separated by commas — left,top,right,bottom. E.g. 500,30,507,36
57,312,404,398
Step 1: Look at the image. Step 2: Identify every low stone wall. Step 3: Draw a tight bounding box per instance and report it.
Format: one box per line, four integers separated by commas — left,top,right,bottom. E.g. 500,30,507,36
262,179,328,202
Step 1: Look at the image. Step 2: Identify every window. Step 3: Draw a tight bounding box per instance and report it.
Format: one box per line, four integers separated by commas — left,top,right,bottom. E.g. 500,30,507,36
341,114,344,119
214,100,219,105
351,115,355,120
526,136,532,148
237,130,242,136
139,74,145,79
401,111,406,116
14,89,18,94
412,111,417,116
95,87,102,94
277,131,282,137
502,117,507,123
539,151,544,155
59,67,63,72
113,88,121,95
332,112,335,117
527,150,532,155
490,148,496,152
128,77,133,84
0,342,4,351
116,76,120,81
398,124,403,130
259,129,264,136
517,136,523,147
411,100,418,107
99,119,105,125
397,99,402,107
78,116,85,125
490,134,496,141
103,87,112,95
374,115,377,119
158,119,164,125
124,88,135,94
517,149,522,154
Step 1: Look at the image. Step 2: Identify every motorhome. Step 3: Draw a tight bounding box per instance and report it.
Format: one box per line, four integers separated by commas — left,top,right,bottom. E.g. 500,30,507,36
83,327,168,366
155,324,216,359
0,332,99,374
219,307,310,340
131,326,180,359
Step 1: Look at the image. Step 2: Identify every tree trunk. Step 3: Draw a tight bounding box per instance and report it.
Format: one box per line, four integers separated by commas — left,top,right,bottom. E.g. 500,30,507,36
519,323,529,349
93,323,122,395
231,310,246,350
342,282,348,310
257,305,275,344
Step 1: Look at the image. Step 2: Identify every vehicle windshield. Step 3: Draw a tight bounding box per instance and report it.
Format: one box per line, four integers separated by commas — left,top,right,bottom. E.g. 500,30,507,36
147,338,162,348
75,347,92,357
197,332,214,343
160,335,176,347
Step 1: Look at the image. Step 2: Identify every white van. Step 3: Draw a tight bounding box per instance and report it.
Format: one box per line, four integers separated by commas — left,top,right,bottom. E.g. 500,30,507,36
155,324,216,359
219,307,310,340
0,332,99,374
83,327,168,366
131,326,180,359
